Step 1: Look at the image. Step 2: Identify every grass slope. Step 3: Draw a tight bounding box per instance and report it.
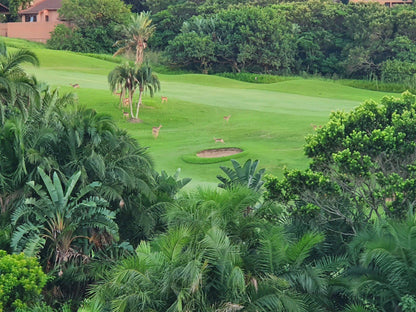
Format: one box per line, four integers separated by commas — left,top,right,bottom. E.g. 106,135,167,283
16,39,397,187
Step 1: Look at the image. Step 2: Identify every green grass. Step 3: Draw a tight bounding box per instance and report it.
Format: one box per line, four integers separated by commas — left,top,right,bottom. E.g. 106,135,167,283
5,37,398,188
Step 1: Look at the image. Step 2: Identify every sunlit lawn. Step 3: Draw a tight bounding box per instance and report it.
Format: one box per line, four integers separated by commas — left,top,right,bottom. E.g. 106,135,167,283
17,39,397,187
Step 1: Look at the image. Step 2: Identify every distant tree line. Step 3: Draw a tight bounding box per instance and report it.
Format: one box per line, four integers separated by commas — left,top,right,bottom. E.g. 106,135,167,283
158,1,416,84
44,0,416,86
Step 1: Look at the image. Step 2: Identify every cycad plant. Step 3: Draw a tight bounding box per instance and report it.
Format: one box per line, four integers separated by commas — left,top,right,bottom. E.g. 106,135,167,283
0,40,39,124
217,159,266,192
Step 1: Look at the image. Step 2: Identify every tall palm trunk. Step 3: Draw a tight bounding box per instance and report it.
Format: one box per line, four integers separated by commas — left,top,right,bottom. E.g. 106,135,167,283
135,87,144,119
128,88,134,118
136,40,146,66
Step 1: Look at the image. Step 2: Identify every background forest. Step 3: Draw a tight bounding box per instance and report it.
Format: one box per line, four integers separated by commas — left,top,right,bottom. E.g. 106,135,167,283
44,0,416,91
1,0,416,312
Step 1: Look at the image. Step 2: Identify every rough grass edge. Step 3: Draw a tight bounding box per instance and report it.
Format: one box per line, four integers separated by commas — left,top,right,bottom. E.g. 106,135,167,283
216,72,297,84
337,79,411,94
182,149,247,164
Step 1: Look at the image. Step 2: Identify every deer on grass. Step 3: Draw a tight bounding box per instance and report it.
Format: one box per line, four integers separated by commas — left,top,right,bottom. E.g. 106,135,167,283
123,98,129,108
224,115,231,123
161,96,168,103
123,111,129,119
152,125,162,139
70,83,80,88
214,137,224,143
311,124,322,130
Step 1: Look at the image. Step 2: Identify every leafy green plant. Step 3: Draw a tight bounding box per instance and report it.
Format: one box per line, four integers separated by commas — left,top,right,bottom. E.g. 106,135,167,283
217,159,265,192
0,250,47,312
11,167,119,268
217,72,295,84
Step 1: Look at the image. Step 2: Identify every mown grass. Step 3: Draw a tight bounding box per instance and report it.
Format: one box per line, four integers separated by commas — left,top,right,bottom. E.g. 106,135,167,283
5,37,399,187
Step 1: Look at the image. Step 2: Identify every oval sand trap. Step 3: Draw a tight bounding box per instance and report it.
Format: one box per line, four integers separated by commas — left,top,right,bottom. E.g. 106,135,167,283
197,148,243,158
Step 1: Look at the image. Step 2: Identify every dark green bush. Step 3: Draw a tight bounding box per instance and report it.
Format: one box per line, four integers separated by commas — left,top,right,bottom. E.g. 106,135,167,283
216,72,295,84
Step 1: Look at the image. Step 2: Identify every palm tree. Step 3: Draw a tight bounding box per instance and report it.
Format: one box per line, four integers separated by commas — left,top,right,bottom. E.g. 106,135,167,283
113,12,156,66
0,40,39,124
108,62,160,120
108,62,137,118
11,167,119,269
345,216,416,311
0,87,75,214
53,107,154,202
134,64,160,119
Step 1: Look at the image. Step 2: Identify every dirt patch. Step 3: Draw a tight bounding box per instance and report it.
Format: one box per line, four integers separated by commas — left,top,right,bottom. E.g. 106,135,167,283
197,148,243,158
128,118,143,123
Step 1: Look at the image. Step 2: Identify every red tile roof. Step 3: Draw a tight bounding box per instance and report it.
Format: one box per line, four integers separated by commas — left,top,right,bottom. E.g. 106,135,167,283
19,0,62,14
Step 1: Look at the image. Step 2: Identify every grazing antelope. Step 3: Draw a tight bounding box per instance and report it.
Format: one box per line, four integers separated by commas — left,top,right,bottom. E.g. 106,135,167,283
224,115,231,122
123,111,129,119
310,124,322,130
123,98,129,107
70,83,80,88
214,137,224,143
161,96,168,103
152,125,162,139
113,91,122,96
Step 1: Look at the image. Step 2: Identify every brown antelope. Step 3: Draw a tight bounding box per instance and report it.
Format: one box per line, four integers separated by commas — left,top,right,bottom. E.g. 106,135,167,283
311,124,322,130
224,115,231,122
113,91,122,96
214,137,224,143
123,111,129,119
161,96,168,103
123,98,129,107
70,83,80,88
152,125,162,139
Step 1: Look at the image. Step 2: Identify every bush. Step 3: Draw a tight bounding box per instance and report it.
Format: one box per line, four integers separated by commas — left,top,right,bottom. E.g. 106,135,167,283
0,250,47,312
47,24,118,54
216,72,295,84
381,60,416,90
338,79,414,94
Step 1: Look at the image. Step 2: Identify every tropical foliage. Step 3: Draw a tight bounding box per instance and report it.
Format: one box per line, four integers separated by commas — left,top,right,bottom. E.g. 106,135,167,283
108,62,160,119
11,167,119,267
114,12,156,66
217,159,265,192
5,3,416,310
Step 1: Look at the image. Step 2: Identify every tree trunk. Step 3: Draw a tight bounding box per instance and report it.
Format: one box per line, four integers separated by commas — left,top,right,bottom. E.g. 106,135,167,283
129,88,134,118
136,40,145,66
135,89,143,119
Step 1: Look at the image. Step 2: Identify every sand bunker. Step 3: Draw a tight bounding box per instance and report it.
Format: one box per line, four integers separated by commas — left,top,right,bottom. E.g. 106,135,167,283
197,148,243,158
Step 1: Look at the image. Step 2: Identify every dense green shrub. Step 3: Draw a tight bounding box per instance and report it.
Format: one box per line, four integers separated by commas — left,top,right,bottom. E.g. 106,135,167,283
381,60,416,89
216,72,295,84
47,25,118,54
47,0,130,53
0,250,47,312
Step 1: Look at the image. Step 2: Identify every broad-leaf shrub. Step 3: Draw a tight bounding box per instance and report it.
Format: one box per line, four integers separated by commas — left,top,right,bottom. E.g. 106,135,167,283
0,250,47,311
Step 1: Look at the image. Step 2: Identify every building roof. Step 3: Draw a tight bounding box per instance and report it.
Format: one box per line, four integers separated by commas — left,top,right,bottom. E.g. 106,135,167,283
19,0,62,15
0,3,9,13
